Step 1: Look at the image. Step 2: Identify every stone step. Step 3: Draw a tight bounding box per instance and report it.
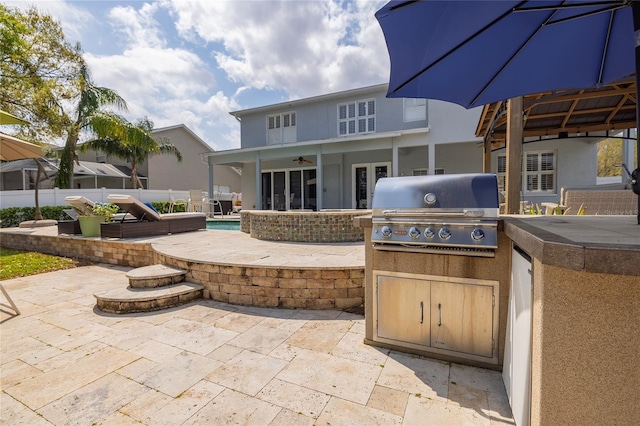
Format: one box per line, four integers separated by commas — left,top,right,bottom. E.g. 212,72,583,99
126,264,187,288
95,282,203,314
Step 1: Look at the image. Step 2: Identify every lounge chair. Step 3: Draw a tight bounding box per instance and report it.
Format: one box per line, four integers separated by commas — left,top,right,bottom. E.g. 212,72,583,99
58,196,134,235
103,194,206,238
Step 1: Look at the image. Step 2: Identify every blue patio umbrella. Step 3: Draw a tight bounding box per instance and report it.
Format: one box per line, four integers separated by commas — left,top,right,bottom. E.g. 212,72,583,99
376,0,640,222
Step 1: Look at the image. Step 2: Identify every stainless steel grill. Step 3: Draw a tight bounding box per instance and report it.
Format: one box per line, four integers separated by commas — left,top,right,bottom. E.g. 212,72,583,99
371,174,500,257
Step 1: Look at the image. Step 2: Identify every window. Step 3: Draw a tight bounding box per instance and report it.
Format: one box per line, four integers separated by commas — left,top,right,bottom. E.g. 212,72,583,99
526,151,555,192
497,155,507,192
404,98,426,122
413,168,444,176
497,151,555,193
267,112,296,144
338,99,375,136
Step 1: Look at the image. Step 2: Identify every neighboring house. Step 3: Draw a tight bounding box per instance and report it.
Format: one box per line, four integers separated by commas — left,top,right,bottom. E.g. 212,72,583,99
204,83,486,211
77,124,241,193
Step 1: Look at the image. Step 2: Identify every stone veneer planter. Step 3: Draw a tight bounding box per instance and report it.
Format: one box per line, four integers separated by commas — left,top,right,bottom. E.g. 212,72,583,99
240,209,370,242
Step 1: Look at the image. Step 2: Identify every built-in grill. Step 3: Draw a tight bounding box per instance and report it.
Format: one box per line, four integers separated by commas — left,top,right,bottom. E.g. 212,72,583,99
371,174,500,257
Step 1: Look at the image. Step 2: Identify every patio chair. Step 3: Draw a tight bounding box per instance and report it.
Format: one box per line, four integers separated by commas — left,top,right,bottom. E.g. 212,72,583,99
188,189,205,212
169,195,188,213
104,194,206,238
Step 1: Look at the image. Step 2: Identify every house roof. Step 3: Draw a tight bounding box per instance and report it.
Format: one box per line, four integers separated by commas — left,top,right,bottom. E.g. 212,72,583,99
152,123,215,153
0,158,141,179
229,83,389,117
475,77,636,147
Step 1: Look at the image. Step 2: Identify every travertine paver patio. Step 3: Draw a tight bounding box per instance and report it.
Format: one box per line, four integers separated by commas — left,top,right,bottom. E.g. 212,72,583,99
1,264,515,425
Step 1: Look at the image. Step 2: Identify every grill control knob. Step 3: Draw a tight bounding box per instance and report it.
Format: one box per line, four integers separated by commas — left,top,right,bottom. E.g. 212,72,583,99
424,227,435,239
438,227,451,240
424,192,437,206
471,228,485,241
381,225,392,238
409,226,421,239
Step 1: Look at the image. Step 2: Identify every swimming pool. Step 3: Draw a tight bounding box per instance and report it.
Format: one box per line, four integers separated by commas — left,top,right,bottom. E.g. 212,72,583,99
206,220,240,231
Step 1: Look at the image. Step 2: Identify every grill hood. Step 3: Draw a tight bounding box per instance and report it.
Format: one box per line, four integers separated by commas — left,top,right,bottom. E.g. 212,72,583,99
371,174,499,211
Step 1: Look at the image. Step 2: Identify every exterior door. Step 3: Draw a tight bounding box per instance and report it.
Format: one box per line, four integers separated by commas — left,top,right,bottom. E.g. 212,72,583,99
352,162,390,209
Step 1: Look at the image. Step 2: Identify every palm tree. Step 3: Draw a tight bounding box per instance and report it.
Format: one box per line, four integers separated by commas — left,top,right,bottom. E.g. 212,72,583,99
79,116,182,189
55,64,128,188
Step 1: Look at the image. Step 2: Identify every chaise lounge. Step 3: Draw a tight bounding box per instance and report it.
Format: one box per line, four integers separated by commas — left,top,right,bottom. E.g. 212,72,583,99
102,194,206,238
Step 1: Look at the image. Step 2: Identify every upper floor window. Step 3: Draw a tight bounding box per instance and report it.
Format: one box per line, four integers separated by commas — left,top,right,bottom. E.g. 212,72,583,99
497,151,556,193
267,112,296,144
404,98,426,122
338,99,375,136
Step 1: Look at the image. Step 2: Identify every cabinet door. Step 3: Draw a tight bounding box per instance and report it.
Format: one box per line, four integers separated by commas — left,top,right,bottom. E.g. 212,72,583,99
430,281,494,358
377,275,430,345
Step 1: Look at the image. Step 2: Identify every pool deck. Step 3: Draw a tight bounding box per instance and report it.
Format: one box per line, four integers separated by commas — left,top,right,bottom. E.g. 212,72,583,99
0,226,515,425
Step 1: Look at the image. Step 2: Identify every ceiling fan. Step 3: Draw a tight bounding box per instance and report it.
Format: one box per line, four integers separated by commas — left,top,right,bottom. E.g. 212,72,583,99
293,156,313,165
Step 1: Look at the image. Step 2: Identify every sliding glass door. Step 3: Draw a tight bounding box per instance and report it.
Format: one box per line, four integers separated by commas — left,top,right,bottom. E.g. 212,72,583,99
262,168,317,211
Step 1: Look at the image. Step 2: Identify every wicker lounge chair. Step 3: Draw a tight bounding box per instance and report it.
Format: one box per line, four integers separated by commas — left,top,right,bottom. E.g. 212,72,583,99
103,194,206,238
58,196,135,235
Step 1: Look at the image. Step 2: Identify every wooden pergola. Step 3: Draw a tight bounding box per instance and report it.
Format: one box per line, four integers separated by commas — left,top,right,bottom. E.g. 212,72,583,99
475,78,637,213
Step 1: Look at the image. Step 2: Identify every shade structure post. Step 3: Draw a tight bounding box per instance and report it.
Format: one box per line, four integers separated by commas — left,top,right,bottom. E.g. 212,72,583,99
633,2,640,224
505,97,523,214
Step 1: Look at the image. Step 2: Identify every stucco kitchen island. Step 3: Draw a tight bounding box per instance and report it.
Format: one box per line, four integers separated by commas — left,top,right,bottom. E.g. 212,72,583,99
355,215,639,426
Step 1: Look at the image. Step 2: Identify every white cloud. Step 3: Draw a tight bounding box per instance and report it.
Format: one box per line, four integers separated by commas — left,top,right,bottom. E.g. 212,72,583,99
167,0,389,98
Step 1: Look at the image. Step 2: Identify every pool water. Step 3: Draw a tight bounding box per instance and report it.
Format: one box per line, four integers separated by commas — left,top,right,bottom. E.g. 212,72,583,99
206,220,241,231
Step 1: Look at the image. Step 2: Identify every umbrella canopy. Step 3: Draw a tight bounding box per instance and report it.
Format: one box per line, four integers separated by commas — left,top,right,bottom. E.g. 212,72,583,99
0,110,29,126
0,133,43,161
375,0,635,108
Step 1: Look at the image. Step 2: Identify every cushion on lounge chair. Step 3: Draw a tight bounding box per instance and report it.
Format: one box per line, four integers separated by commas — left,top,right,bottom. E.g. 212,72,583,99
103,194,206,238
107,194,162,221
107,194,205,221
64,195,95,216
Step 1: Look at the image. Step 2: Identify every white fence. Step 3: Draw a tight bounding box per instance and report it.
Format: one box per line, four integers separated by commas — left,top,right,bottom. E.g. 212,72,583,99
0,187,232,209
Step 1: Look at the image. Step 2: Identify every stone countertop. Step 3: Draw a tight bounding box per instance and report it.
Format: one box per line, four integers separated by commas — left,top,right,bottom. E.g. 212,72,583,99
503,215,640,276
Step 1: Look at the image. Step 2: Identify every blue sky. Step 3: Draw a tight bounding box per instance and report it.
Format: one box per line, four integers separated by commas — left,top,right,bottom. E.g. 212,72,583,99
11,0,390,151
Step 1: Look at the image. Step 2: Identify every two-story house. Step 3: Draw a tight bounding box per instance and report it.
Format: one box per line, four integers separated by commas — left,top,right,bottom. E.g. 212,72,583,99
204,83,485,211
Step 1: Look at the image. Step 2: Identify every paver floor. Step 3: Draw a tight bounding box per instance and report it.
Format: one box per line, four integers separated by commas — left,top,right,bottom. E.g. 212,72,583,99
1,264,515,425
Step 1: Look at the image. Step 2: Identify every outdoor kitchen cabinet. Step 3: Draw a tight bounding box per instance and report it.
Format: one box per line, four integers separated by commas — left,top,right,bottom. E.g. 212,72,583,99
373,271,499,364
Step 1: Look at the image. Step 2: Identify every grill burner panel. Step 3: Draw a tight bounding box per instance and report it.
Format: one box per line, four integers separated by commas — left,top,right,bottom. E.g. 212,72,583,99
371,174,499,256
372,221,498,249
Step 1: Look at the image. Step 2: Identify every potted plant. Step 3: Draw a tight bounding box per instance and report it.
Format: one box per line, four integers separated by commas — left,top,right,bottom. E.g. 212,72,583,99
77,202,120,237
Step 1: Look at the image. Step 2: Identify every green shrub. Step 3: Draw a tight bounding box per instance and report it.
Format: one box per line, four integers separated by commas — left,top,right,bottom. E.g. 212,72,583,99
0,202,187,227
0,206,71,228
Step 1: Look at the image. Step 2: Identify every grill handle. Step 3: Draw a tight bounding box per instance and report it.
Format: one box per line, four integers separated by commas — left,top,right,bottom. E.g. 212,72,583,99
381,209,486,218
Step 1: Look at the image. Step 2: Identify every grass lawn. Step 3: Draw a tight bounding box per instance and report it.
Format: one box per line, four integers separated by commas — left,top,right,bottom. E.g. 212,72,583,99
0,247,84,280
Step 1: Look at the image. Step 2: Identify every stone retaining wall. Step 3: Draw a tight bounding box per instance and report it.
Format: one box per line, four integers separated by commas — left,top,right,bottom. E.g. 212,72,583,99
1,229,365,310
156,253,364,310
0,233,156,267
240,209,369,242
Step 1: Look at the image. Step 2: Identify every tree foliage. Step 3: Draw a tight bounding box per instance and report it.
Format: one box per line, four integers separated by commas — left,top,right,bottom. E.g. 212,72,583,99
55,65,128,188
0,4,83,141
79,117,182,189
597,138,623,177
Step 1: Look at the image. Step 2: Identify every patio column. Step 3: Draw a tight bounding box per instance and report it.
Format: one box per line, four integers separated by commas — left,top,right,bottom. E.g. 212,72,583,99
392,141,399,177
505,97,523,214
316,149,323,211
428,143,435,175
208,156,215,203
483,138,491,174
255,153,262,210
